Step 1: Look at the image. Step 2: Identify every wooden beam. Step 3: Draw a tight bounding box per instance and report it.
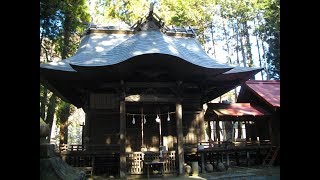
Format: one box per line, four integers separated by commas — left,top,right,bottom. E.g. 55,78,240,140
100,82,181,89
125,94,177,102
126,82,177,88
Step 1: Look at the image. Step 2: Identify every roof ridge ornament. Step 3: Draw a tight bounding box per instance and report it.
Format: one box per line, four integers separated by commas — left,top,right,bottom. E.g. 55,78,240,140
149,2,155,14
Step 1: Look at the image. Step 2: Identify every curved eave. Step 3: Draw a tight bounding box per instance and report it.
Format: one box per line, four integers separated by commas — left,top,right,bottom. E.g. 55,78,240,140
40,75,72,104
203,67,263,102
223,66,263,74
212,67,263,81
69,53,233,82
40,61,76,72
40,66,84,107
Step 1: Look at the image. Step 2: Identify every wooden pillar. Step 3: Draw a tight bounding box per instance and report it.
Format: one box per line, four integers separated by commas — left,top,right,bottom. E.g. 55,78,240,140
80,122,85,145
237,121,242,139
208,120,212,142
246,151,250,166
235,151,240,166
176,100,184,175
84,111,90,145
245,121,249,141
216,120,220,144
253,122,258,141
119,90,127,177
201,151,205,173
141,107,144,149
226,153,230,168
213,121,217,141
268,118,273,143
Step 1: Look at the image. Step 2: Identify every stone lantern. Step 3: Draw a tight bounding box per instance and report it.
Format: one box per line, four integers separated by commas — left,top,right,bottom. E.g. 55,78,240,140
40,118,86,180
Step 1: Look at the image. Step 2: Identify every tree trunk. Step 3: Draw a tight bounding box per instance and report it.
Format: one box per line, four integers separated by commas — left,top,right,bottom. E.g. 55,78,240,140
58,103,72,149
254,18,264,80
232,20,239,102
233,20,240,65
210,23,217,59
40,86,47,120
222,17,231,64
256,13,270,80
238,20,247,67
243,22,253,67
40,18,47,57
59,122,69,147
260,37,270,80
40,42,51,121
46,94,57,141
62,16,71,59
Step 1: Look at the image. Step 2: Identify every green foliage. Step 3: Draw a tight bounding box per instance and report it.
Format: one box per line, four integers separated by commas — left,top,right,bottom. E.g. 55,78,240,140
41,0,91,58
56,101,75,125
158,0,214,44
40,0,63,40
58,0,91,58
262,0,280,79
104,0,149,25
40,0,91,141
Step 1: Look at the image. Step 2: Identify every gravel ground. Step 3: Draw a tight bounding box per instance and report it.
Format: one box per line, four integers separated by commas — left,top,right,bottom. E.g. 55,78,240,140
90,165,280,180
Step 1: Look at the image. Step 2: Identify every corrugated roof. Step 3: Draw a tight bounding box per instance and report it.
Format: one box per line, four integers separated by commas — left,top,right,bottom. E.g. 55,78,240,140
208,103,270,117
40,10,260,74
245,80,280,108
41,30,233,70
40,30,262,77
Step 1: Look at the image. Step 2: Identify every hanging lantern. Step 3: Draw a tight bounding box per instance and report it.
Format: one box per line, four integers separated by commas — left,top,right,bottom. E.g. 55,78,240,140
132,115,135,124
167,112,170,121
155,114,160,123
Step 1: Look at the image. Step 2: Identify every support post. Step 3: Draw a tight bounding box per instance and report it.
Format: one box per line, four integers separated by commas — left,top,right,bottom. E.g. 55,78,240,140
176,100,184,175
268,118,273,144
245,121,249,142
226,153,230,168
119,88,127,177
84,111,90,145
237,121,242,139
159,112,162,147
80,122,85,145
246,151,250,166
208,120,212,142
141,107,144,149
216,120,220,145
201,152,205,173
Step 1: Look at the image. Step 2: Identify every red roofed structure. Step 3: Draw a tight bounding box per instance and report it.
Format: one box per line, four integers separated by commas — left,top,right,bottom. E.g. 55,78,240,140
238,80,280,110
210,103,270,117
201,80,280,167
238,80,280,158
